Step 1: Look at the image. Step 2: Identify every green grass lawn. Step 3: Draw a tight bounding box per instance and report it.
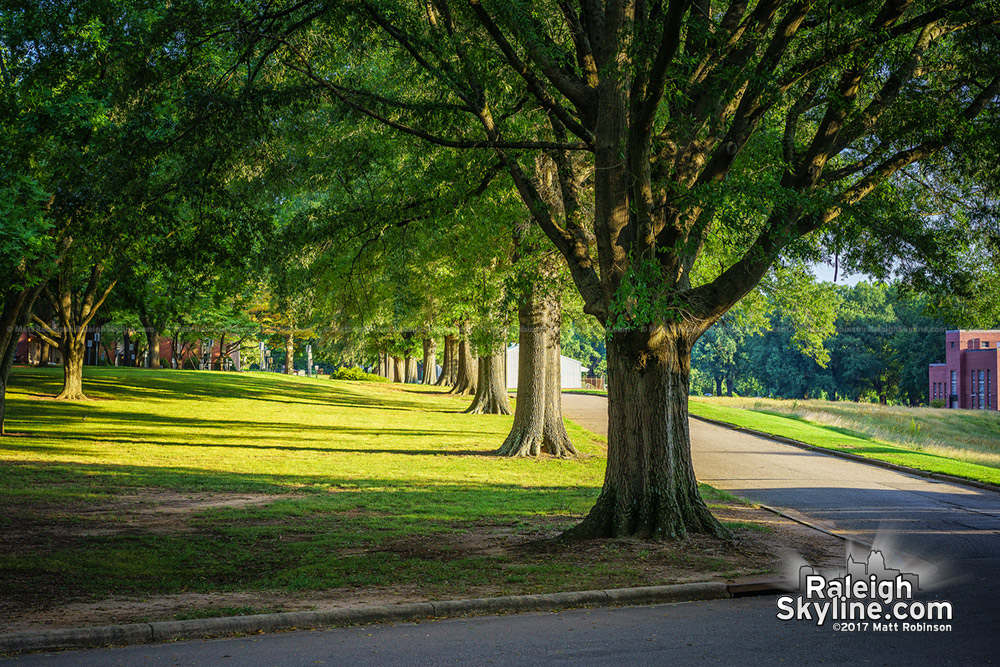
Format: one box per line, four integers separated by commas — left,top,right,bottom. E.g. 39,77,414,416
0,367,775,626
689,397,1000,486
561,388,608,397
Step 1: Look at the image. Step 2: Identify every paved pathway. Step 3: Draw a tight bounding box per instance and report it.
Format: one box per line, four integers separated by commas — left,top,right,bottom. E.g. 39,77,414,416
560,393,1000,562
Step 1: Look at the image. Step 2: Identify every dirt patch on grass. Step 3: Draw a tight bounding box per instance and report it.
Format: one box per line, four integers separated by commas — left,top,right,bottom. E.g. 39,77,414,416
4,489,293,554
0,494,843,633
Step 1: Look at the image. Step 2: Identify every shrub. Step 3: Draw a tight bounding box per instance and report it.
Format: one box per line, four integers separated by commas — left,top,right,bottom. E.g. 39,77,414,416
332,366,389,382
930,399,946,409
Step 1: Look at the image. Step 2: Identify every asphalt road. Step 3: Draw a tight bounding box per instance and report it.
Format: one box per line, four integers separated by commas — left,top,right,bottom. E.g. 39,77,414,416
561,394,1000,563
7,394,1000,666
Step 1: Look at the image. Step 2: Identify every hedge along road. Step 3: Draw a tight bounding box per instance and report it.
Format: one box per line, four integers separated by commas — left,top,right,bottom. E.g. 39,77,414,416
8,395,1000,666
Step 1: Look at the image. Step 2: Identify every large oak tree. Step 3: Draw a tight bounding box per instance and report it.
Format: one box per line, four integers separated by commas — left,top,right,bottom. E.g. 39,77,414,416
243,0,1000,539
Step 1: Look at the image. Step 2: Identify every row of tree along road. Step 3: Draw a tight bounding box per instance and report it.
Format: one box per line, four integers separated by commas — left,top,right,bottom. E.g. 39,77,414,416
3,0,999,541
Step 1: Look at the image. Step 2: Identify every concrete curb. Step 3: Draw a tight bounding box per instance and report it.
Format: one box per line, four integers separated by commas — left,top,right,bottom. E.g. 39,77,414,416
0,582,735,654
690,414,1000,494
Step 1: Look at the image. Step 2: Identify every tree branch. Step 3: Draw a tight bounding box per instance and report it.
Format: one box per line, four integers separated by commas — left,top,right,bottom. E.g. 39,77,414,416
466,0,595,144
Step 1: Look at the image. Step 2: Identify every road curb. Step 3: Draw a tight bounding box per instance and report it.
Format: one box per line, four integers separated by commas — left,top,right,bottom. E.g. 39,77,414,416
0,582,737,654
690,414,1000,494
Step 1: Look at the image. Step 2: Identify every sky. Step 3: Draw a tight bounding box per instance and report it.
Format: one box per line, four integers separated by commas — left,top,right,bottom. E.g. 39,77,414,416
810,261,869,287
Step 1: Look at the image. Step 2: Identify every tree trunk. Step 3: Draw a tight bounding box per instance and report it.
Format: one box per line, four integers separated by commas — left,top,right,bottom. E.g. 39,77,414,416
714,376,723,397
57,336,87,400
449,322,478,395
563,329,729,541
213,334,225,370
448,335,459,384
0,346,12,435
434,335,453,386
464,344,511,414
377,351,387,378
421,338,437,384
284,332,294,374
725,372,735,397
38,262,116,400
392,356,404,383
1,287,42,434
498,291,577,457
37,340,50,367
171,334,180,369
123,329,132,367
542,298,576,454
147,329,160,369
0,332,17,435
0,314,23,435
405,355,418,383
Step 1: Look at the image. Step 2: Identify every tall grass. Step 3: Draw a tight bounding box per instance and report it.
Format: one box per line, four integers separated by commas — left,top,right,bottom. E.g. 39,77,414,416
702,397,1000,469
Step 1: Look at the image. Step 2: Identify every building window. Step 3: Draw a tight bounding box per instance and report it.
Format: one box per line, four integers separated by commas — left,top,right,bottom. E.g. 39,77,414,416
979,370,986,410
951,341,956,349
951,370,957,397
989,371,993,410
973,370,978,409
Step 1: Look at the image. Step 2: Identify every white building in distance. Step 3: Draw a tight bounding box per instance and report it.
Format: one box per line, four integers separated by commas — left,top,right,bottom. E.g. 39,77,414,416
505,344,588,390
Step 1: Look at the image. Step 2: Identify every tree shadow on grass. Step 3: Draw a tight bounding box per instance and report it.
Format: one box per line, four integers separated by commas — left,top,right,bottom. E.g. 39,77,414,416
0,459,600,605
10,367,457,413
7,432,500,458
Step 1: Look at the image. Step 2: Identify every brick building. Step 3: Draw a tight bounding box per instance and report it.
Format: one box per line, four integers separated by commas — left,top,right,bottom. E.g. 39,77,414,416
15,330,240,370
928,330,998,410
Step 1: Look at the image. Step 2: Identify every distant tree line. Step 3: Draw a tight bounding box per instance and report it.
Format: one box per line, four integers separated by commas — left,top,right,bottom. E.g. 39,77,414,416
691,282,954,406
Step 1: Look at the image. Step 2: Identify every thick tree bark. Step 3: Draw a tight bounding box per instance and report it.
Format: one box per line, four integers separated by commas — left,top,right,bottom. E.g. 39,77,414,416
37,340,50,367
392,356,404,383
284,332,294,374
146,330,159,369
138,311,161,369
405,355,418,383
58,336,87,400
421,337,437,384
434,335,453,386
445,334,460,385
464,344,511,415
541,299,576,454
498,291,577,457
376,351,387,378
563,329,729,541
449,322,478,395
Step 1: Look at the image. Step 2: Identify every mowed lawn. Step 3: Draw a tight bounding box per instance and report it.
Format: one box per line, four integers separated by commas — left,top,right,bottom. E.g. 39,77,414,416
0,367,775,625
689,397,1000,485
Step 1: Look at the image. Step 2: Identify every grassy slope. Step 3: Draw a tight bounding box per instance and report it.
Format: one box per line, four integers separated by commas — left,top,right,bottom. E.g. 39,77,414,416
1,367,765,612
689,397,1000,486
2,367,603,596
